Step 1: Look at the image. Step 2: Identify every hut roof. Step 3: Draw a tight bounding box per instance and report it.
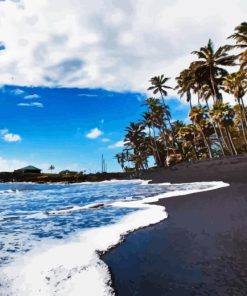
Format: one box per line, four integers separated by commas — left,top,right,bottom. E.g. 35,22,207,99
15,165,41,172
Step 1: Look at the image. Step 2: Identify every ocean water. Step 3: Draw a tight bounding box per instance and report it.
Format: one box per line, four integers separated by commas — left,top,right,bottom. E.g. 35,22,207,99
0,180,228,295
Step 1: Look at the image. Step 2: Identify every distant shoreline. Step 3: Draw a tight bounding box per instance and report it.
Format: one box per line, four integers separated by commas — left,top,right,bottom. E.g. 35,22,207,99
1,154,247,184
0,171,133,184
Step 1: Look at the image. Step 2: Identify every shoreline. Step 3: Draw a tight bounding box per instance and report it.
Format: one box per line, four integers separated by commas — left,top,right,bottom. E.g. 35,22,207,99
102,155,247,295
0,171,133,184
0,180,227,295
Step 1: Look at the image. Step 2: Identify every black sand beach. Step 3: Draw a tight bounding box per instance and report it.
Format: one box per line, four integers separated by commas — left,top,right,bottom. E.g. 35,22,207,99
103,155,247,295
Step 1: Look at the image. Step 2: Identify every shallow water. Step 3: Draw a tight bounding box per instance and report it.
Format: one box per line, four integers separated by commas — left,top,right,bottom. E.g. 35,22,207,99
0,180,228,295
0,180,166,264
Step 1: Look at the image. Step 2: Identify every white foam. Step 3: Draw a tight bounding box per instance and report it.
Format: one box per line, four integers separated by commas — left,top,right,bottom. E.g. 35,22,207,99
0,181,229,296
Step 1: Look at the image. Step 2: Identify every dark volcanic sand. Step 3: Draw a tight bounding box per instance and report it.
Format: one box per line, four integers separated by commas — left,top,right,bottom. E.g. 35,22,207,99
103,155,247,296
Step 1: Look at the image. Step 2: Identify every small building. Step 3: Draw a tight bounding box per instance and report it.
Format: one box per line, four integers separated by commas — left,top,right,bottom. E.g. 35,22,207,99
14,165,42,174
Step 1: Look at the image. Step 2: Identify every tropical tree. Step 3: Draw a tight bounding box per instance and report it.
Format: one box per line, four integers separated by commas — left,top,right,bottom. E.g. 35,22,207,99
240,50,247,70
147,75,175,145
209,103,238,155
142,111,163,167
228,22,247,70
124,122,150,172
115,152,126,171
189,106,214,158
49,165,55,173
223,71,247,145
228,22,247,49
177,124,200,160
176,68,194,108
191,39,236,102
175,66,203,156
147,75,173,105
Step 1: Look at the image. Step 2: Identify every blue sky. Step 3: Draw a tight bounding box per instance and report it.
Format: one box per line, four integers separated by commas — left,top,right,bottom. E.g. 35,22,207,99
0,86,189,172
0,0,245,171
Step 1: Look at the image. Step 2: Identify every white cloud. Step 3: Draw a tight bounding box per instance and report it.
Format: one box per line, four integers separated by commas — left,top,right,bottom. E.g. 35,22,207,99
78,94,98,97
85,127,103,139
102,137,110,142
12,88,24,95
17,102,43,107
0,157,26,172
24,94,40,99
108,140,125,149
0,129,22,142
0,0,245,93
3,133,22,142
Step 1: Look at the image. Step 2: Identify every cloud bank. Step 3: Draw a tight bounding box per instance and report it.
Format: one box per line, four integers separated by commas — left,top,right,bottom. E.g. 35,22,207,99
0,0,246,92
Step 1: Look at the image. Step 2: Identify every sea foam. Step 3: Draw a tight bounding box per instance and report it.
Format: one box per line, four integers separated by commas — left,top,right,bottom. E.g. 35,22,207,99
0,181,229,296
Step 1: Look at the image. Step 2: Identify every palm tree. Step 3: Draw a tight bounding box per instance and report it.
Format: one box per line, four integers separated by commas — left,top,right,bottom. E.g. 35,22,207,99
209,103,238,155
176,68,194,108
115,152,126,171
143,97,176,166
189,106,214,158
147,75,175,145
223,71,247,145
239,50,247,69
228,22,247,70
147,75,173,105
233,104,247,149
49,165,55,173
124,122,149,172
228,22,247,49
191,39,237,102
177,124,200,160
175,66,203,157
142,111,163,167
190,40,238,155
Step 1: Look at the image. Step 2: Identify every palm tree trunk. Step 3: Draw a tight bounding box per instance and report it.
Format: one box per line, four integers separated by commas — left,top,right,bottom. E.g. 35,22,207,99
160,92,176,148
152,127,163,167
199,125,213,158
210,67,218,103
192,144,199,160
225,127,238,155
148,126,161,167
240,97,247,128
240,116,247,146
189,101,200,160
218,125,232,154
205,100,225,156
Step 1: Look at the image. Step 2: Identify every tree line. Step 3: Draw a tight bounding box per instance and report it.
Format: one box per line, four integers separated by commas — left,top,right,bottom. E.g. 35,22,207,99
115,22,247,172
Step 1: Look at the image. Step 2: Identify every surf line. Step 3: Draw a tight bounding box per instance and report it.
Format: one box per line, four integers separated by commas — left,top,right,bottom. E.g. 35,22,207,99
0,181,229,296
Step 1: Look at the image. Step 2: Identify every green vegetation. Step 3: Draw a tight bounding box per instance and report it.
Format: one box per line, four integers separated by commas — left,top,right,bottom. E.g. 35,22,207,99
116,22,247,173
0,171,131,183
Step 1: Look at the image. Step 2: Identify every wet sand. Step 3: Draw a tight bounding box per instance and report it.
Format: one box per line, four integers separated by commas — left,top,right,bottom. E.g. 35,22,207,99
103,155,247,295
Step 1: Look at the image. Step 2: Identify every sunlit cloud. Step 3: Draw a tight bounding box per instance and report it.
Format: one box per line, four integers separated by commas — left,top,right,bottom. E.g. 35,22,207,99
108,140,125,149
17,102,43,107
24,94,40,99
12,88,24,95
0,129,22,142
85,127,103,139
